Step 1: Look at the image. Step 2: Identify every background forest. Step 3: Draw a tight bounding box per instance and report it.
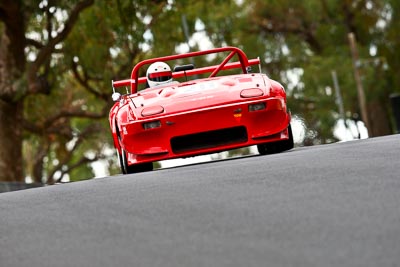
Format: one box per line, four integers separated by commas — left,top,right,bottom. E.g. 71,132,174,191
1,0,399,184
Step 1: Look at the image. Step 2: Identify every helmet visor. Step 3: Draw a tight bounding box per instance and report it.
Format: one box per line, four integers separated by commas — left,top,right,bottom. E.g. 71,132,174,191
148,71,172,82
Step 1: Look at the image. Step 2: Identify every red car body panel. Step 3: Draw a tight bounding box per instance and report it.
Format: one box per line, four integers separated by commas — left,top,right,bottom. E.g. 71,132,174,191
109,47,292,172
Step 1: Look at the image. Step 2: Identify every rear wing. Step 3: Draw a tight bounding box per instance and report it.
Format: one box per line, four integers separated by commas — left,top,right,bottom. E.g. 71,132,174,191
112,46,260,94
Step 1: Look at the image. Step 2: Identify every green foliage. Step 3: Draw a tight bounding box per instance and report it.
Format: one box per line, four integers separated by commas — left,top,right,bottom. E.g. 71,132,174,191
239,0,399,142
69,163,94,182
6,0,400,183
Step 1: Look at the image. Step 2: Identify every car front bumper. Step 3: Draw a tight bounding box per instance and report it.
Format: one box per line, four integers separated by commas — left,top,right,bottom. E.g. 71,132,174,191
119,97,291,164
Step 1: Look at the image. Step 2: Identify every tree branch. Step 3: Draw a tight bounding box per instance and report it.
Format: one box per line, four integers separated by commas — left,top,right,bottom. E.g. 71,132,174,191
71,60,108,100
47,124,105,184
26,38,44,49
54,155,102,184
28,0,94,94
253,14,322,53
43,107,108,129
22,106,108,135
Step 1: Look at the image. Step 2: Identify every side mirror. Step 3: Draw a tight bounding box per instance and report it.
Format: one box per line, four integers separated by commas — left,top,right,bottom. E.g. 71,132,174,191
112,92,122,102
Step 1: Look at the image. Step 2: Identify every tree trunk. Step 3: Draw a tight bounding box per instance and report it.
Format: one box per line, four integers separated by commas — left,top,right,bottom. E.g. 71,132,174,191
0,99,24,182
0,1,24,182
368,99,392,137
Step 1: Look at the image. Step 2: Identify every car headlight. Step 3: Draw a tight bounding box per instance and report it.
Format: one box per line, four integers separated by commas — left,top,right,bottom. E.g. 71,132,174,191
143,120,161,130
248,102,266,112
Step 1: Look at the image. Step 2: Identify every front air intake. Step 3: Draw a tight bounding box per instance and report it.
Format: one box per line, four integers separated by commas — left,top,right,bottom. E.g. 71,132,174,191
171,126,248,154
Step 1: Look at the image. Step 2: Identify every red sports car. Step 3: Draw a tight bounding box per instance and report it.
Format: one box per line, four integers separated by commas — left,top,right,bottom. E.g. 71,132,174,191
109,47,293,173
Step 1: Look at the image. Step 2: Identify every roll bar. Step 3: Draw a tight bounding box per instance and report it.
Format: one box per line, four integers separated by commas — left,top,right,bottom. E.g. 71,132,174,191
112,46,260,94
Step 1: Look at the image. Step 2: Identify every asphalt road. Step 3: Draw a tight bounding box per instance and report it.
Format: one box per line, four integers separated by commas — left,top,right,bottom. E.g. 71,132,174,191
1,134,400,267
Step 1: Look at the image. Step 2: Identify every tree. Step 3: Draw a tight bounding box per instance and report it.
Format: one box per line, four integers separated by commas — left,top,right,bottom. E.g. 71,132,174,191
3,0,397,184
0,0,182,183
0,0,246,183
0,0,95,182
240,0,399,143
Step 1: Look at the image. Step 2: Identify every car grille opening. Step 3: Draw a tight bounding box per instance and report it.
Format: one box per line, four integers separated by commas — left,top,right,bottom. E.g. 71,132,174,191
171,126,248,154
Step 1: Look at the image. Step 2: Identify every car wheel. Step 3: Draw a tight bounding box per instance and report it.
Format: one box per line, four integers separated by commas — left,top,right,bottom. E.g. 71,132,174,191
121,148,153,174
117,150,126,174
116,130,126,174
121,148,130,174
257,124,294,155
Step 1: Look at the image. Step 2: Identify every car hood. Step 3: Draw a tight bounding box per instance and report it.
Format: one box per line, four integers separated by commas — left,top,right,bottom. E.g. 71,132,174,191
130,74,271,118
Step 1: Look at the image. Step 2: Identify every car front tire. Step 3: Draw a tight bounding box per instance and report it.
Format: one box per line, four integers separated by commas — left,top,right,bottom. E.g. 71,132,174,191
257,124,294,155
121,148,153,174
117,150,126,174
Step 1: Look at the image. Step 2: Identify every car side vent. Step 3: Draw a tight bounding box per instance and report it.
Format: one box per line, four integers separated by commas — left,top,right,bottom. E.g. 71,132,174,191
171,126,248,154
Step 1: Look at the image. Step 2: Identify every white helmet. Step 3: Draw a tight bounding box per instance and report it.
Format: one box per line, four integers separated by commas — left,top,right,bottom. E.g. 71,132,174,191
146,61,173,88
